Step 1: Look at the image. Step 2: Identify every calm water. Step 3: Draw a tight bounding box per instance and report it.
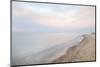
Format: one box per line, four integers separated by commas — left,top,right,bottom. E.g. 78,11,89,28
12,32,84,60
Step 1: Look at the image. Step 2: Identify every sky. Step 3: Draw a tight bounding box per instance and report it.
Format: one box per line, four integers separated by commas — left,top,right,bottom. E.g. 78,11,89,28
12,1,95,33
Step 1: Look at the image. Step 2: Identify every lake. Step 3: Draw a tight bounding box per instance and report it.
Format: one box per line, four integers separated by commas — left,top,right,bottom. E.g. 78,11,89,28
12,32,84,65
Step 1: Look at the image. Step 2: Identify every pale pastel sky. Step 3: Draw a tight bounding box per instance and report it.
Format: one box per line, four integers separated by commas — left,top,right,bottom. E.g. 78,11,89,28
12,1,95,33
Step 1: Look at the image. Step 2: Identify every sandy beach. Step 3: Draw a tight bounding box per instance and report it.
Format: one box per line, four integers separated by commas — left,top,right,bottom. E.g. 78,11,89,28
52,33,95,63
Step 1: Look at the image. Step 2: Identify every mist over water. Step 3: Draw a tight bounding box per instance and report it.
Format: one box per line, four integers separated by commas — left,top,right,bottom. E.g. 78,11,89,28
12,32,84,60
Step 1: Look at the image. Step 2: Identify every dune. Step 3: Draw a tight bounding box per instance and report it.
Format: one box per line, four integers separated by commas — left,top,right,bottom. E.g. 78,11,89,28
52,33,96,63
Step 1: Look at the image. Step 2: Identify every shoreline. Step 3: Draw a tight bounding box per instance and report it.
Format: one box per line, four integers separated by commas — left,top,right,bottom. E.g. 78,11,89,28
12,33,95,65
52,34,95,63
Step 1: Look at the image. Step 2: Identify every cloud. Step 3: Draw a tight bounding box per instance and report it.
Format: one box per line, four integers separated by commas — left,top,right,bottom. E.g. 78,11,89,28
12,1,95,33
